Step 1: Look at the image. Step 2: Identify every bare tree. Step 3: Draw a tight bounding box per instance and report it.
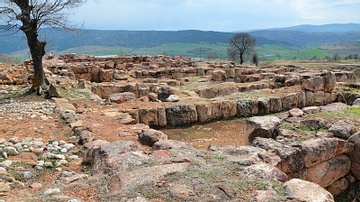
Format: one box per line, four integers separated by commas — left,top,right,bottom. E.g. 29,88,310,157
228,33,256,64
0,0,83,95
251,52,259,66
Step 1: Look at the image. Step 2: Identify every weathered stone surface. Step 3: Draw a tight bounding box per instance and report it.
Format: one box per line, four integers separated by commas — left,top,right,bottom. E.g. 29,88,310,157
108,92,136,104
323,93,333,105
328,120,356,139
115,162,190,192
305,91,315,106
153,140,194,151
46,84,61,98
166,94,179,102
99,69,114,82
297,91,306,108
252,137,304,173
83,141,145,172
306,154,351,187
323,72,336,93
302,76,325,92
289,108,304,117
61,110,78,125
321,102,348,112
166,104,197,126
269,97,282,113
314,91,325,105
138,129,168,146
43,188,61,196
139,108,158,127
152,139,199,159
236,99,258,117
221,100,237,118
244,116,280,144
241,163,288,182
302,106,321,114
302,138,354,168
281,93,298,110
157,86,174,102
284,179,334,202
347,132,360,180
195,102,215,123
301,118,327,130
56,171,88,184
326,177,349,196
148,93,158,102
157,107,167,127
353,98,360,106
212,69,226,81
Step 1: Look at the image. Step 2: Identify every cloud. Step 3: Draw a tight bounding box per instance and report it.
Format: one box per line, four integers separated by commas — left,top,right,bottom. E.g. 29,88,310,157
72,0,360,31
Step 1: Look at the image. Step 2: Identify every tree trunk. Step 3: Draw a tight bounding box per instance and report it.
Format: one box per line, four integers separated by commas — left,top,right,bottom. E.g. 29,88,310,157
24,28,47,95
240,54,244,65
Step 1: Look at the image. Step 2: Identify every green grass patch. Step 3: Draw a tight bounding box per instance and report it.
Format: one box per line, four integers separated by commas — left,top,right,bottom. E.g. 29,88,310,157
59,46,131,56
257,44,332,61
133,42,228,59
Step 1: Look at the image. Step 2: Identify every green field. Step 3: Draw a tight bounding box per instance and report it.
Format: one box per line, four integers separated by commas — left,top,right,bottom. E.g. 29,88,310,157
257,45,332,61
7,42,360,62
58,46,131,56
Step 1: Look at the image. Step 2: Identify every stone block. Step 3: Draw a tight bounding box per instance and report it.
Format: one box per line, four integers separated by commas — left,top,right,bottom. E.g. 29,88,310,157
166,104,197,126
302,138,354,168
306,154,351,187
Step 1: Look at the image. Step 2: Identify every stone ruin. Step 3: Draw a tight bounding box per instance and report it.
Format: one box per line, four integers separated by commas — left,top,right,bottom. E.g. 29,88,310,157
1,53,360,200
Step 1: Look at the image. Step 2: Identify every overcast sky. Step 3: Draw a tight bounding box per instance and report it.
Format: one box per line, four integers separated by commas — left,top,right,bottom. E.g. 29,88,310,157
72,0,360,31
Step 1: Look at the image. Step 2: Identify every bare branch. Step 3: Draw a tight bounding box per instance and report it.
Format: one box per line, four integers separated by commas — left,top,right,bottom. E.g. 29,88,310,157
228,33,256,64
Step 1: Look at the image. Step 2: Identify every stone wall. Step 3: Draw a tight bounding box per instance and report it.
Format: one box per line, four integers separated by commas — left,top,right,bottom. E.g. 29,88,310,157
250,131,360,196
125,91,359,128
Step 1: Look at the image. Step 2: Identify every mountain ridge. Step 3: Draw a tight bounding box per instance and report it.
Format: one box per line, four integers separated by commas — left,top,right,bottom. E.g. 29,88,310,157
0,23,359,59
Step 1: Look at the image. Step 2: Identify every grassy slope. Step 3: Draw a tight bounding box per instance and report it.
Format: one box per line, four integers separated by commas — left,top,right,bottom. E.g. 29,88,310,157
7,41,360,61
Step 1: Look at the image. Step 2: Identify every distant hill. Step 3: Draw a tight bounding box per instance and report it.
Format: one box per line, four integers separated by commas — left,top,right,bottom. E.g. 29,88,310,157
269,23,360,33
250,30,360,47
0,23,359,60
0,29,282,55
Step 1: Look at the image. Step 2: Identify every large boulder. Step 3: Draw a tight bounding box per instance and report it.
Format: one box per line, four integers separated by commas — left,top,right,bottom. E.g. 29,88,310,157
138,129,168,146
166,104,197,126
302,76,325,92
347,132,360,180
244,116,281,145
306,154,351,187
326,177,349,196
284,179,334,202
108,92,136,104
83,141,147,172
302,138,354,168
301,118,327,130
252,137,304,173
328,120,356,139
242,163,288,182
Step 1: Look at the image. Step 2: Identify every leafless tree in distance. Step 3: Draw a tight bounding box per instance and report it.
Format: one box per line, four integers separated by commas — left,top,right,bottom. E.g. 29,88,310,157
0,0,85,95
251,52,259,66
228,32,256,64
